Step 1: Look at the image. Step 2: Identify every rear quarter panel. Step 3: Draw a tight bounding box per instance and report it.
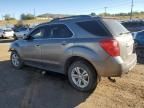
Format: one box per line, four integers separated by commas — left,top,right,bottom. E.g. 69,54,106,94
67,37,112,75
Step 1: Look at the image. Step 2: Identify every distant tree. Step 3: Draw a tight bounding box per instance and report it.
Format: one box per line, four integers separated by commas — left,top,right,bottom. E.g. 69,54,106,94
3,14,16,20
4,14,10,20
13,20,30,31
21,13,35,20
98,12,111,17
91,12,96,16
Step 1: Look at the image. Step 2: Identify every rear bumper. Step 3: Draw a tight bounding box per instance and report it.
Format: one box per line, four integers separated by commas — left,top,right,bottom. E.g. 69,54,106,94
92,53,137,77
121,54,137,74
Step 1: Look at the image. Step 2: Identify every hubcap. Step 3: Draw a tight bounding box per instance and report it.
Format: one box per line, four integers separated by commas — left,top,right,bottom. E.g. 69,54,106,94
71,67,89,88
11,53,20,67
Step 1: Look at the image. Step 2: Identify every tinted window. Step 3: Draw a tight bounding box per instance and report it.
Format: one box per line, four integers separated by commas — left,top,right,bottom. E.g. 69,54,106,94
49,24,73,38
77,20,110,36
18,27,27,31
14,28,25,32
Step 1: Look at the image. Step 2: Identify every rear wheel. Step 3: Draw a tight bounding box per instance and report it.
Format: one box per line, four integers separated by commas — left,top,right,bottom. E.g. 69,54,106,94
11,51,24,69
68,60,98,92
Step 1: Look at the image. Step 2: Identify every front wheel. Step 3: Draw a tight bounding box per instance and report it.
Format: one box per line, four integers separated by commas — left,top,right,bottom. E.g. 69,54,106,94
11,51,24,69
68,60,98,92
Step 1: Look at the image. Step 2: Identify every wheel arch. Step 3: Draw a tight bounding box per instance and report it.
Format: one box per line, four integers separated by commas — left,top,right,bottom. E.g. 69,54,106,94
64,56,98,76
9,42,20,52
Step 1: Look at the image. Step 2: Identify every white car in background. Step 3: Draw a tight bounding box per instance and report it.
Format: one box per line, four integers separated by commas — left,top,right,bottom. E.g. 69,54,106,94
14,27,32,40
0,29,3,38
0,29,14,38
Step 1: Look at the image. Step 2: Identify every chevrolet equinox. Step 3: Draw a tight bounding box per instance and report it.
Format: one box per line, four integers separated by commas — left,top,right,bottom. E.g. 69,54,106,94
9,15,137,92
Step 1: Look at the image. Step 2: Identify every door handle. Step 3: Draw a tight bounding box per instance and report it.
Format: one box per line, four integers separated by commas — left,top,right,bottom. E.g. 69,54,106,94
61,41,67,45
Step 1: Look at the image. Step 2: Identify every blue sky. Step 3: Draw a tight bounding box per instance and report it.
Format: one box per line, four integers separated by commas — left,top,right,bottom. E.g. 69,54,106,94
0,0,143,19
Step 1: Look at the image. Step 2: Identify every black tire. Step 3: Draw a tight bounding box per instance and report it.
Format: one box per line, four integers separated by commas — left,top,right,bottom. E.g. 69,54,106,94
1,35,4,39
68,60,98,92
136,48,144,64
11,51,24,69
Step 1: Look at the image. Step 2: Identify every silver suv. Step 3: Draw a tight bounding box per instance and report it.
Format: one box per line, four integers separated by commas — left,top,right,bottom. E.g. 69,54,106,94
9,15,137,92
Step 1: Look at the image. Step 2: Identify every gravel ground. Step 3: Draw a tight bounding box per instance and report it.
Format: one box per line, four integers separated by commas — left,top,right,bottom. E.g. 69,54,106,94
0,41,144,108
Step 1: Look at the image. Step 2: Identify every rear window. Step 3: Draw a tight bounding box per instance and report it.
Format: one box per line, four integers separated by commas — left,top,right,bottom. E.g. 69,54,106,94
77,20,110,37
103,19,129,36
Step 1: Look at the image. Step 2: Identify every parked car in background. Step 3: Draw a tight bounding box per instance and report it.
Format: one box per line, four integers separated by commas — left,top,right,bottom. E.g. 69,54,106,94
134,30,144,63
134,30,144,46
14,27,33,40
0,29,3,38
121,20,144,32
9,15,137,92
0,28,14,38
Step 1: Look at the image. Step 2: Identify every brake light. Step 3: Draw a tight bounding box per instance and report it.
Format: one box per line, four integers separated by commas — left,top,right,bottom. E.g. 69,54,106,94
100,39,120,57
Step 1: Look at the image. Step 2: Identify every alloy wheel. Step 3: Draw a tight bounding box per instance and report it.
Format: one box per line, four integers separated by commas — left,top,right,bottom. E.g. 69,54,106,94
71,67,89,88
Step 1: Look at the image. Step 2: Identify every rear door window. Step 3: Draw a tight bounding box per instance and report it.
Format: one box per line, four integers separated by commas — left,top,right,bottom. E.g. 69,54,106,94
77,20,110,37
49,24,73,38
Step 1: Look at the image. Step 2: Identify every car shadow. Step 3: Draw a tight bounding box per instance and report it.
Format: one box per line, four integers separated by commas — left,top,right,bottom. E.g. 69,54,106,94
0,60,92,108
29,71,91,108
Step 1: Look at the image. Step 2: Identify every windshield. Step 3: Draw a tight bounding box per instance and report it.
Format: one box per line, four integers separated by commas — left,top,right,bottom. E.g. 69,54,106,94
17,27,27,32
102,19,129,36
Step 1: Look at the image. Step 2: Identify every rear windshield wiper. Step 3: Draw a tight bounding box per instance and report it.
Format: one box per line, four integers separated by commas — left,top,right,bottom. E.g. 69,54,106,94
119,31,131,35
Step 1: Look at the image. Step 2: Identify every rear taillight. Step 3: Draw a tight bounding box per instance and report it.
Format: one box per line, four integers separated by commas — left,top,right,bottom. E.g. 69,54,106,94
100,39,120,57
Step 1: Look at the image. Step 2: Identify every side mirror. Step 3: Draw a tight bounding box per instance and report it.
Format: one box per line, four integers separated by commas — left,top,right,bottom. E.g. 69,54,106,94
23,34,34,40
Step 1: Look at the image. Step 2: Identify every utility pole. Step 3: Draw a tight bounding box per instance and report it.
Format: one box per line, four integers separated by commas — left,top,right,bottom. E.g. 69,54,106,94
130,0,134,20
104,7,108,16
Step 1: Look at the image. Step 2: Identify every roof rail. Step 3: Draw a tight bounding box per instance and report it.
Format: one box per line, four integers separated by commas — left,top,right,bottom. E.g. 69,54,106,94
50,15,98,22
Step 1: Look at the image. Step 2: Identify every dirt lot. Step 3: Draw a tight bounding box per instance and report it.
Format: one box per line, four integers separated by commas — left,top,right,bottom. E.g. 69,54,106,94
0,40,144,108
